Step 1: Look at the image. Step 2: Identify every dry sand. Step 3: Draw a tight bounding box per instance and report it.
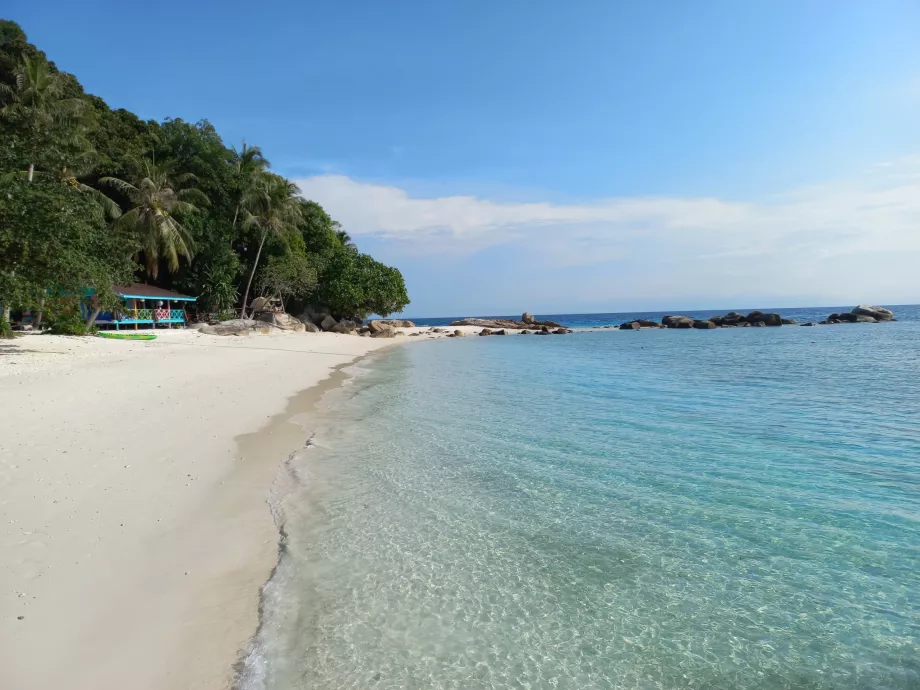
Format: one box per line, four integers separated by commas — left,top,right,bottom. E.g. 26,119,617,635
0,326,481,690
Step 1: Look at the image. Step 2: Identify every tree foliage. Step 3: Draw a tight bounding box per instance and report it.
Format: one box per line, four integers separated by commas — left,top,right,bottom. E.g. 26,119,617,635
0,20,410,329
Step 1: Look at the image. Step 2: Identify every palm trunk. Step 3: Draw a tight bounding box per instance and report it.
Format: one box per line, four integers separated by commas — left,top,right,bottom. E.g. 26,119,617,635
85,306,102,330
239,229,268,319
34,294,45,330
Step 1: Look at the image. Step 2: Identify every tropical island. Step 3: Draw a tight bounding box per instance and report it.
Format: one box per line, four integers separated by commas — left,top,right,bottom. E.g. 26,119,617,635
0,19,409,338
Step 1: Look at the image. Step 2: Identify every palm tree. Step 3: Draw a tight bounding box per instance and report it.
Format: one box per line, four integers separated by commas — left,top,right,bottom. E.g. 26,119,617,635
99,160,209,278
335,228,356,249
0,55,93,153
230,142,270,228
239,174,302,318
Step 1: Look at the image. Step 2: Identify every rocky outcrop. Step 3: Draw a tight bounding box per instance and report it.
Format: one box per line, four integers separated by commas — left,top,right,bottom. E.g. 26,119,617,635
692,320,716,329
450,314,564,329
851,305,894,321
329,319,358,334
522,312,536,325
199,319,282,336
368,320,397,335
255,312,306,332
620,319,659,329
376,319,415,328
662,315,695,328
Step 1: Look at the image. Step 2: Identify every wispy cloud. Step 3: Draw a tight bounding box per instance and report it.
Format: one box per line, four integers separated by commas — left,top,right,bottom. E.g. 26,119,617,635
293,156,920,307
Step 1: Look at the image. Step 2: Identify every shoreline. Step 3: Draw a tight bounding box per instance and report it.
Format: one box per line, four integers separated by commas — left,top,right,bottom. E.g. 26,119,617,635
0,330,415,690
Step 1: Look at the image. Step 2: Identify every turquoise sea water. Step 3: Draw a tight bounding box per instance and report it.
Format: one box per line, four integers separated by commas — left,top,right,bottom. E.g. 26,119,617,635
240,316,920,689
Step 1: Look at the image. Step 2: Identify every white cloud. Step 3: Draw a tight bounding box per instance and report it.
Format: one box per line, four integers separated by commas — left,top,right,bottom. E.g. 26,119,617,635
294,156,920,307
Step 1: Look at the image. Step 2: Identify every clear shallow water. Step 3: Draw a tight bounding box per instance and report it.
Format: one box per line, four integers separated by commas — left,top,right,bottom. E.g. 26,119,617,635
241,317,920,689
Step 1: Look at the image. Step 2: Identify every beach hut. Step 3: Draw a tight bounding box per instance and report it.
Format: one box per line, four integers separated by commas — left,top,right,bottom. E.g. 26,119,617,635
88,284,198,330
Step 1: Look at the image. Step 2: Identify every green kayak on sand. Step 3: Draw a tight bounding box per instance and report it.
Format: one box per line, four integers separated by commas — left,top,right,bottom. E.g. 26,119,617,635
98,332,157,341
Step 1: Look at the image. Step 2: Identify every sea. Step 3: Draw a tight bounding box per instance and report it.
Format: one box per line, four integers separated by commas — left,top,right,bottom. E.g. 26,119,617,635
238,305,920,690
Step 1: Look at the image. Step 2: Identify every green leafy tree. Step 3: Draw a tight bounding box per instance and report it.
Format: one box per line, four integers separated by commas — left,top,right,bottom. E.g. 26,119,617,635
100,160,209,278
311,245,410,319
0,177,134,326
257,251,317,310
239,174,302,317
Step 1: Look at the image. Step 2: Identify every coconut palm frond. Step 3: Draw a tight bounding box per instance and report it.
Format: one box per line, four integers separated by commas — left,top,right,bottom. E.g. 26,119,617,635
99,176,140,197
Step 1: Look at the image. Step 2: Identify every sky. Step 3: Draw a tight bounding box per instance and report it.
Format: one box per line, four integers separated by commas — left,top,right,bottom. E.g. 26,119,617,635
9,0,920,316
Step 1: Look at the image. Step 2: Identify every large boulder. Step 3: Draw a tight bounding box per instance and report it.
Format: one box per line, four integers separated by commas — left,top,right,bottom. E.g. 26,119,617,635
852,305,894,321
302,320,319,333
255,312,306,332
761,313,783,326
319,314,338,331
781,318,797,325
620,322,641,330
329,319,358,334
248,296,274,314
370,328,396,338
662,315,694,328
635,319,660,328
853,314,877,323
369,319,404,334
522,312,536,325
480,328,493,336
745,311,765,322
692,320,716,329
376,319,416,328
301,305,332,327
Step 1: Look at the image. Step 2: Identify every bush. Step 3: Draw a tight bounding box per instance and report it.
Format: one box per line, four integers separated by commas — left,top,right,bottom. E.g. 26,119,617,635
45,297,91,335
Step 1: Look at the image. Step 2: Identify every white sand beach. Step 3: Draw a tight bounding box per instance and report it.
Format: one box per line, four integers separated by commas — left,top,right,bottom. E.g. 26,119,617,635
0,327,481,690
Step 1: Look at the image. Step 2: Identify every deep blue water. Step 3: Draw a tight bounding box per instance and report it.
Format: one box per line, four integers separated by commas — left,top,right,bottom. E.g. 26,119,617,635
242,311,920,689
407,304,918,328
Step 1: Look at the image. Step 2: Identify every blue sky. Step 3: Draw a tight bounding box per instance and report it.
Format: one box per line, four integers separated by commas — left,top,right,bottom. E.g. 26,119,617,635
11,1,920,315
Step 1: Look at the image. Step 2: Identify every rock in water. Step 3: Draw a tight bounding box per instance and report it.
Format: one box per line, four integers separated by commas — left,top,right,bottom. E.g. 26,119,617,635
620,322,641,330
522,312,536,325
480,328,493,336
851,305,894,321
662,315,694,328
692,320,716,329
853,314,877,323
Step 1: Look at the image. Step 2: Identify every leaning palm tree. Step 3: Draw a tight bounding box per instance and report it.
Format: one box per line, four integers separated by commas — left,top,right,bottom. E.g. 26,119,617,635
230,142,270,228
99,160,209,278
239,173,302,318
